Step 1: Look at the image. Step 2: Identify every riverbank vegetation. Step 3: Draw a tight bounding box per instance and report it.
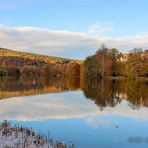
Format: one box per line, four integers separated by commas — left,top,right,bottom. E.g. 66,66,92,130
0,120,76,148
0,46,148,79
84,45,148,79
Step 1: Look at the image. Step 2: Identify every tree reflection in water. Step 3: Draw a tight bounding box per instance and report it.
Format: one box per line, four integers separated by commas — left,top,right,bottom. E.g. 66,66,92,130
83,78,148,110
0,77,148,110
0,77,80,99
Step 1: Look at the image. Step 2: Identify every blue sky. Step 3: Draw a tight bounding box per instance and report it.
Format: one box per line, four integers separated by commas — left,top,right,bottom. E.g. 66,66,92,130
0,0,148,59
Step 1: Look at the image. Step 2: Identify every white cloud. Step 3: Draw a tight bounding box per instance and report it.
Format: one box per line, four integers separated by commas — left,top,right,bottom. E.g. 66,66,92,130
88,22,115,35
0,25,148,59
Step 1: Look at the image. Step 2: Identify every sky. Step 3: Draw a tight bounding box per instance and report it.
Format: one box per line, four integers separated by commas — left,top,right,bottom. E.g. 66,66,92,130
0,0,148,59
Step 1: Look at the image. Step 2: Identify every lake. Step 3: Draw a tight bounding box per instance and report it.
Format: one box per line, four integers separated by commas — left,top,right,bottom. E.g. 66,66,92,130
0,77,148,148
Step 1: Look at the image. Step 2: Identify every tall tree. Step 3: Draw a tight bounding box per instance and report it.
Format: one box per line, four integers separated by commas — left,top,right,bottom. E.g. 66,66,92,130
126,48,145,78
109,48,120,76
84,55,101,79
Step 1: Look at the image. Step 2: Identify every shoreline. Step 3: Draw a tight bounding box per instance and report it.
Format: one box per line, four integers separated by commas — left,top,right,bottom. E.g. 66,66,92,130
0,76,147,79
103,76,148,81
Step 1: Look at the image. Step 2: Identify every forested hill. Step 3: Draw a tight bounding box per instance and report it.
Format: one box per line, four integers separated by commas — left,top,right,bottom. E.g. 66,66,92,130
0,48,80,64
0,48,82,77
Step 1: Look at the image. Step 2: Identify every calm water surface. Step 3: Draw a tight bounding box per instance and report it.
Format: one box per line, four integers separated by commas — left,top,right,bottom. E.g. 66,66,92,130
0,77,148,148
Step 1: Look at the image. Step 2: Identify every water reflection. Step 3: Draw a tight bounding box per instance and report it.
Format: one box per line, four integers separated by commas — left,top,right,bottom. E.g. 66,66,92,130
83,79,148,110
0,77,148,148
0,77,80,99
0,77,147,109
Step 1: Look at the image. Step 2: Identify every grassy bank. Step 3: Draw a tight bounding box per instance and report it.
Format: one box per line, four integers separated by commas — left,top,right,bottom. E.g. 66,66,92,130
0,120,76,148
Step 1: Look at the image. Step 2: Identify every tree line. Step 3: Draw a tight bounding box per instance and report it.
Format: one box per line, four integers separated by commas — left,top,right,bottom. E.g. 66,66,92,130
0,57,81,78
84,45,148,79
0,46,148,79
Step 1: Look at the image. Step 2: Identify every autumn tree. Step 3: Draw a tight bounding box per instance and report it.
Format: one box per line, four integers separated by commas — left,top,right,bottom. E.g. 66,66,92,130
0,65,7,76
84,45,121,79
126,48,145,78
143,50,148,76
43,64,50,77
94,45,121,77
7,65,17,76
108,48,121,76
67,62,81,77
84,55,101,79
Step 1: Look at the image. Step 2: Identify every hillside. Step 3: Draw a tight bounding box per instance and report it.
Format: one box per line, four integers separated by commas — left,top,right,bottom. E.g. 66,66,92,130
0,48,83,77
0,48,81,64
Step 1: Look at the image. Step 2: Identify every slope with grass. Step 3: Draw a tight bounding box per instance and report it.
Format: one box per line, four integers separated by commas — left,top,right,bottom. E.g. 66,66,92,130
0,48,81,64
